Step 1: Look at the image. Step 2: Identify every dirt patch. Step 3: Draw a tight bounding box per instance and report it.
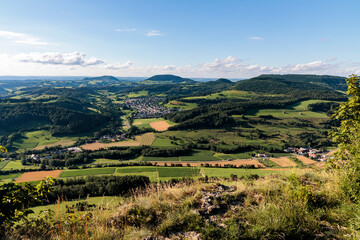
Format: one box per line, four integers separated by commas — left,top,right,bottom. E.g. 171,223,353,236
150,121,171,131
80,133,155,151
296,155,317,165
34,140,76,150
15,170,62,183
153,159,265,168
269,157,297,167
326,149,338,156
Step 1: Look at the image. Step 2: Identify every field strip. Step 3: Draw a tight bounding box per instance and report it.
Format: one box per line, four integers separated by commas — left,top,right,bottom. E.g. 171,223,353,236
15,170,63,183
80,132,155,150
150,121,171,131
326,149,338,155
296,155,317,165
153,158,265,168
269,157,297,167
34,140,76,150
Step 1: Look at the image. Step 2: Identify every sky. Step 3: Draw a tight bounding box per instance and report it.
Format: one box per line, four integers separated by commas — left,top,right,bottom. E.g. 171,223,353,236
0,0,359,78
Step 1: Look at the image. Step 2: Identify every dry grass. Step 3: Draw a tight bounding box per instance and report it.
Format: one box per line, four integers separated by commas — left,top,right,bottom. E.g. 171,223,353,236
150,121,171,131
80,133,155,150
34,140,76,150
269,157,297,167
296,155,317,165
15,170,62,183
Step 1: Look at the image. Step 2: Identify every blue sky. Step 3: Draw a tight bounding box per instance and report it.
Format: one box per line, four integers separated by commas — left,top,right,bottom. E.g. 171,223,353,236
0,0,359,77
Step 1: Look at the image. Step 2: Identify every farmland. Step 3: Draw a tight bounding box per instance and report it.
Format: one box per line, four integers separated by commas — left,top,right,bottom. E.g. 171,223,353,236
60,168,116,178
15,170,63,183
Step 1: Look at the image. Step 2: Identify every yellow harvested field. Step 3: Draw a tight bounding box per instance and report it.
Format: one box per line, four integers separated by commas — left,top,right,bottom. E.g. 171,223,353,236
269,157,297,167
133,121,143,126
15,170,62,183
139,132,156,145
154,158,265,168
150,121,171,131
297,155,317,165
80,133,155,151
34,140,76,150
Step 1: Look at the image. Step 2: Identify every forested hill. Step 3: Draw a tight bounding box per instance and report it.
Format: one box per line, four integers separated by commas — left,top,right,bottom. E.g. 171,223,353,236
82,76,120,82
141,74,195,84
257,74,347,91
233,75,346,99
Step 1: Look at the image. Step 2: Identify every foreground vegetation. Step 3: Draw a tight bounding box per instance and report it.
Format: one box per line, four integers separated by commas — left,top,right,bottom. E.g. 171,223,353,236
3,171,360,239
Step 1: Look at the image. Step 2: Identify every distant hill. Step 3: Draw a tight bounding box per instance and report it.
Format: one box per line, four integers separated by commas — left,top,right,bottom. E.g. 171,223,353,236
259,74,347,91
213,78,233,84
82,76,119,82
233,75,346,100
141,74,195,84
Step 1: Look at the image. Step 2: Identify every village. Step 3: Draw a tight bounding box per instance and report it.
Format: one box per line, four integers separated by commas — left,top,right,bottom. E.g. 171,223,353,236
124,97,176,118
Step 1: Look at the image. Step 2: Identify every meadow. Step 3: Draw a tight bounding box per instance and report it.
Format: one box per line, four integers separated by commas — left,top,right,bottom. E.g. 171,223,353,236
12,130,83,150
60,168,116,178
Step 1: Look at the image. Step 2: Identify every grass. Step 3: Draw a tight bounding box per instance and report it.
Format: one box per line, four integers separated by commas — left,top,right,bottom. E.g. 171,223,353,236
127,91,148,98
165,101,198,110
257,158,281,168
92,159,122,164
0,160,10,170
60,168,116,178
142,156,179,161
246,100,332,119
203,168,278,178
151,137,177,147
133,118,164,128
178,150,221,161
30,196,123,217
12,130,85,150
0,173,22,183
183,90,255,100
3,160,40,171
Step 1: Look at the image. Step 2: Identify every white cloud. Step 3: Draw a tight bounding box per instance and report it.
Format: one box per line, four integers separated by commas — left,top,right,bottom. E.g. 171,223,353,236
0,52,356,77
327,56,337,62
0,30,49,45
115,28,136,32
15,52,104,66
105,61,133,70
147,30,164,37
248,37,263,40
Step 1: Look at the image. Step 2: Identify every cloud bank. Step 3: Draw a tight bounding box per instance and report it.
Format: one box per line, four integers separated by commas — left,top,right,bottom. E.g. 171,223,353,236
0,51,358,77
0,30,49,45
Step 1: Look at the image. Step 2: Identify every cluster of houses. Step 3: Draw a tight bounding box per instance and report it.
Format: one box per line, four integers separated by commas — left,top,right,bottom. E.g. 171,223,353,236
100,133,127,142
30,147,83,161
124,97,175,118
284,146,328,161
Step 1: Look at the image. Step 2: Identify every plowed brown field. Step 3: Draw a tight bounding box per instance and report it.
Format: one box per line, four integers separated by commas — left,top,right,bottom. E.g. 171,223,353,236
269,157,297,167
15,170,62,183
150,121,171,131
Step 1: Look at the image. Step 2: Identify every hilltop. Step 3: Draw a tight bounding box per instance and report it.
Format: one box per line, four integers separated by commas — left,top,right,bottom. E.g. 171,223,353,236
82,75,119,82
141,74,196,84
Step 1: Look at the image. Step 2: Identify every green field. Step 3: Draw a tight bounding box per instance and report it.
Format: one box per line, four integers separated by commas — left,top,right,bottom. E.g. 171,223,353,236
151,136,178,147
127,91,148,98
60,168,116,178
30,196,123,217
142,156,179,161
0,160,10,170
165,101,198,110
178,150,221,161
183,90,255,100
133,118,164,128
12,130,84,150
116,166,200,177
0,173,22,183
246,100,332,119
202,168,279,178
3,160,40,171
